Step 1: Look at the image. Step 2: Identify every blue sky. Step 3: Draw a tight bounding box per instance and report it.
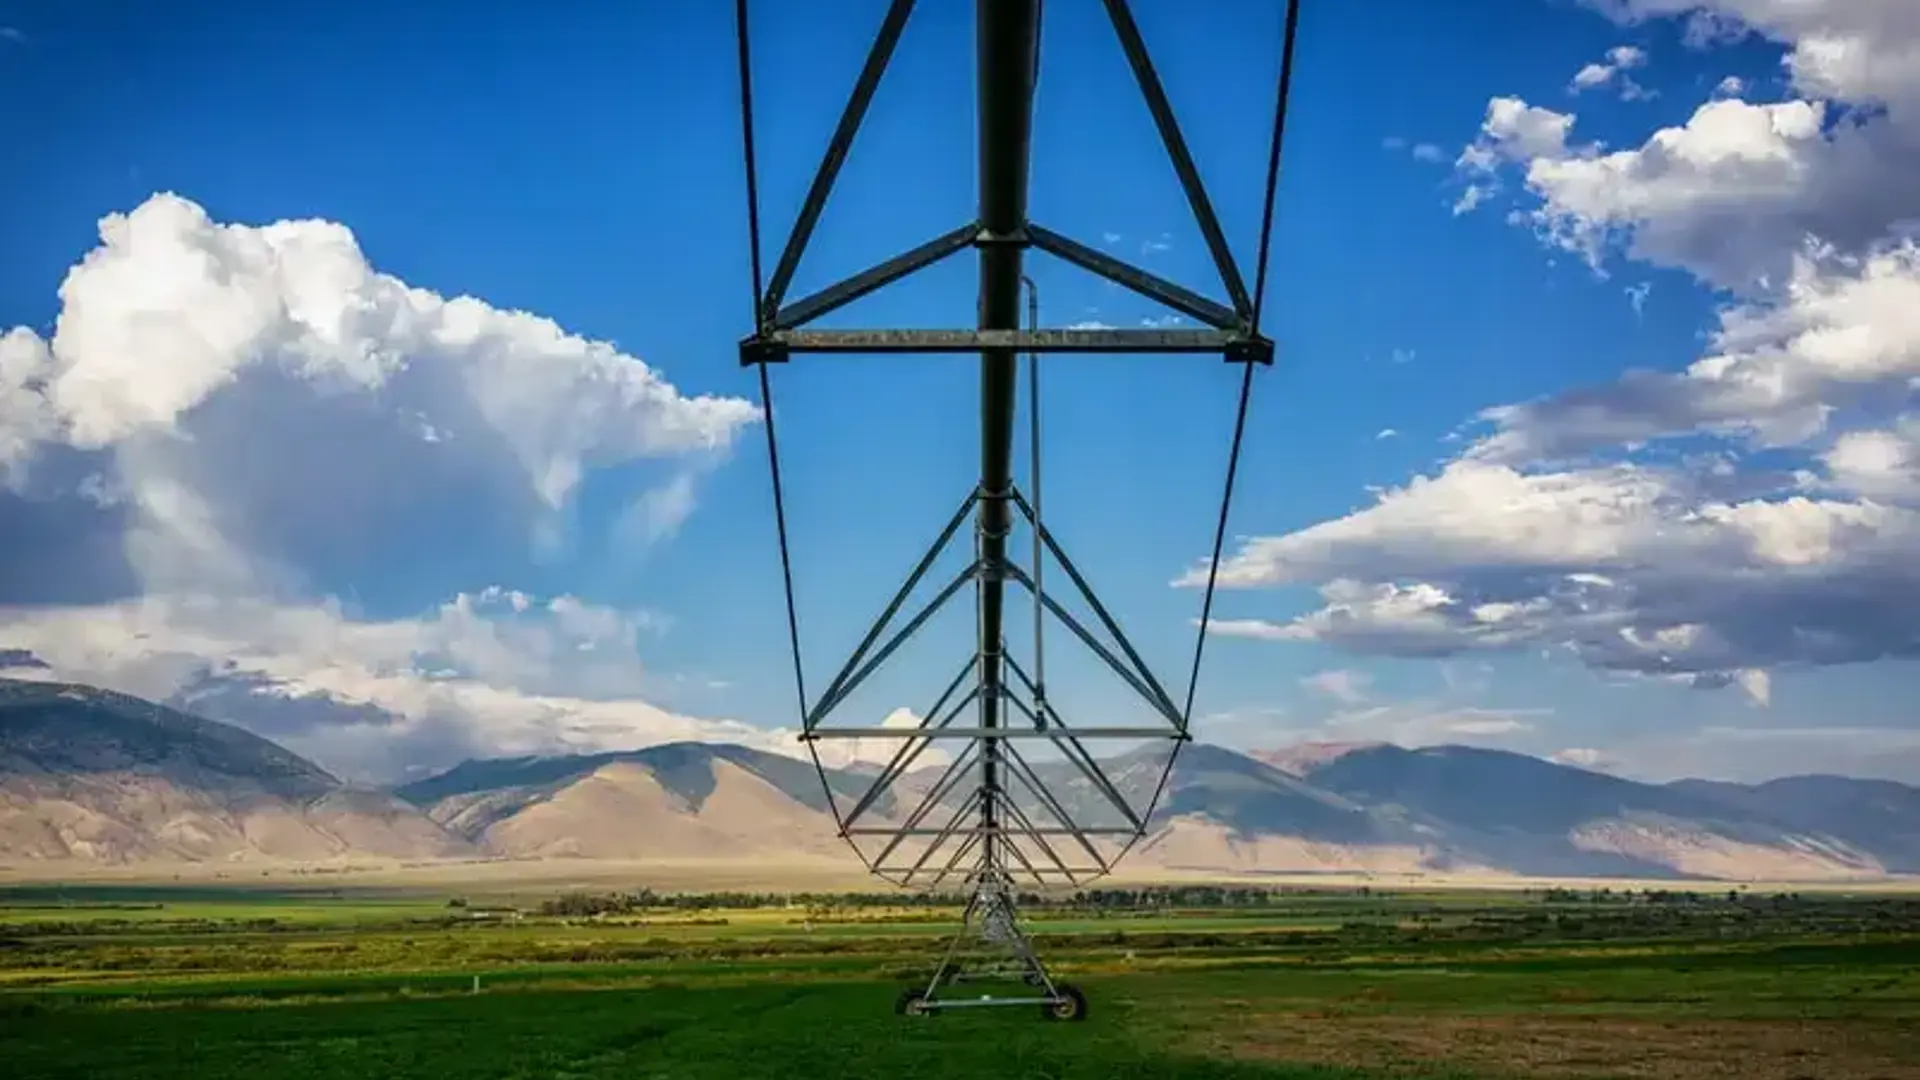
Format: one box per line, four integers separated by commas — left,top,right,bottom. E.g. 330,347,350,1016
2,0,1917,783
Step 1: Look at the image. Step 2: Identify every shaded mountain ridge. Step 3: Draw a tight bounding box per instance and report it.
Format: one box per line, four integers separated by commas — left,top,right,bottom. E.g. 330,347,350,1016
1301,744,1884,880
387,738,1909,880
3,677,1916,880
0,678,470,863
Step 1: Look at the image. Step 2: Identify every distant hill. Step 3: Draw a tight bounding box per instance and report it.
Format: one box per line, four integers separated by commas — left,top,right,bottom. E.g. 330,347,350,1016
1299,744,1881,880
1250,741,1384,777
0,678,471,863
392,741,878,862
390,738,1904,881
1104,743,1481,876
4,677,1918,882
1671,775,1920,873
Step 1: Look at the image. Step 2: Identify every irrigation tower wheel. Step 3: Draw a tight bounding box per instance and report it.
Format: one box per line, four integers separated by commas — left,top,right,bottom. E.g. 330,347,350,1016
1042,984,1088,1022
894,988,934,1018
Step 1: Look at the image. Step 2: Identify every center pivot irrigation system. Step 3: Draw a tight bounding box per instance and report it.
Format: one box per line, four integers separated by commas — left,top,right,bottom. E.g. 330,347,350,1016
731,0,1302,1020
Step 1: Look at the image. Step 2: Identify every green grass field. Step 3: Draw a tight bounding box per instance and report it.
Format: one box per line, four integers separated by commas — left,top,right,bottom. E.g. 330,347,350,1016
3,881,1918,1079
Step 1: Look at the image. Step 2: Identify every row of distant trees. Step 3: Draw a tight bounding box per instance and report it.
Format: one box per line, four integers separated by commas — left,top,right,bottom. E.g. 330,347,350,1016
515,883,1834,917
521,884,1434,916
526,884,1359,916
1537,886,1807,905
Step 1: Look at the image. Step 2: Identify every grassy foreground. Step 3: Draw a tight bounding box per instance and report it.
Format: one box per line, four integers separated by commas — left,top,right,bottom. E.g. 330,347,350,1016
2,882,1918,1079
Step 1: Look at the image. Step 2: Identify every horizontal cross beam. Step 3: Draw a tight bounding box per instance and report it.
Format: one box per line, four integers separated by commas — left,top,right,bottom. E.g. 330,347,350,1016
742,328,1273,363
806,725,1183,739
874,866,1093,878
845,827,1139,836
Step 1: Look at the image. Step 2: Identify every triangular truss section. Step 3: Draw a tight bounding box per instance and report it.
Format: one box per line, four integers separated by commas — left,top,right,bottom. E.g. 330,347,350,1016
737,0,1276,368
795,478,1184,890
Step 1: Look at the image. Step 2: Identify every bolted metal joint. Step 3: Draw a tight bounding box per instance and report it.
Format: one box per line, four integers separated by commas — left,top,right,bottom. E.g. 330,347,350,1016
739,335,790,367
972,226,1031,249
1225,336,1275,366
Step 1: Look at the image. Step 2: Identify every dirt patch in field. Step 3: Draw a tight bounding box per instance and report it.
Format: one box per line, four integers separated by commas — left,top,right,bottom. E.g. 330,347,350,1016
1191,1011,1920,1079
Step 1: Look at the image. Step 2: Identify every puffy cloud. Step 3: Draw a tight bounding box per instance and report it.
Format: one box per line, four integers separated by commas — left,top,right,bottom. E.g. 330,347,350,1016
1519,97,1905,289
1570,44,1655,99
1465,2,1920,289
1190,4,1920,698
1584,1,1920,107
1,193,758,598
816,706,954,773
1572,63,1615,90
1453,98,1578,214
1469,239,1920,465
1193,458,1920,678
1457,98,1576,176
0,591,918,782
1821,417,1920,504
1480,98,1579,161
20,194,754,469
1192,458,1917,587
0,194,769,779
0,590,728,779
0,329,60,485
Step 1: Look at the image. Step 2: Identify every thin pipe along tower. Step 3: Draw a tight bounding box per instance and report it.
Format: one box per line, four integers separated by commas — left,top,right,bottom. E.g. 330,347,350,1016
732,0,1301,1020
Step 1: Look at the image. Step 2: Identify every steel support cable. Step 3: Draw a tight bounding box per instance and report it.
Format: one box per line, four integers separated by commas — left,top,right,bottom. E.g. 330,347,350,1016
736,0,867,860
1181,0,1303,719
1118,0,1305,869
1023,276,1045,722
734,0,805,722
1022,1,1044,713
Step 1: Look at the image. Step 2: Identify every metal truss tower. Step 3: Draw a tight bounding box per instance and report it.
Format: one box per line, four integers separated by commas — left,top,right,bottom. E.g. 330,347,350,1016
732,0,1301,1020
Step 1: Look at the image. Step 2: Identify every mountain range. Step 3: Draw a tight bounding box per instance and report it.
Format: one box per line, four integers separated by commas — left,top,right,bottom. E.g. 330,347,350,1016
2,676,1917,882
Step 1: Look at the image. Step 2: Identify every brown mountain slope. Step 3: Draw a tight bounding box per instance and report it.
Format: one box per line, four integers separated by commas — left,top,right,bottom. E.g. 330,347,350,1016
0,678,471,864
1300,744,1885,881
1671,776,1920,873
7,677,1917,883
1250,741,1385,777
407,740,1902,881
1134,813,1485,876
472,759,848,861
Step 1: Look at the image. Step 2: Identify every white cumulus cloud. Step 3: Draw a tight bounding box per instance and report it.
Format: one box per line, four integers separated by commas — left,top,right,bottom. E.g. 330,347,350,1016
1188,6,1920,706
1570,44,1655,99
1466,1,1920,290
0,194,773,780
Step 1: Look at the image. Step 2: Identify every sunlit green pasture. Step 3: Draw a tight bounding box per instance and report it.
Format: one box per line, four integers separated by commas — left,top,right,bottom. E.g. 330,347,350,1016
3,882,1917,1078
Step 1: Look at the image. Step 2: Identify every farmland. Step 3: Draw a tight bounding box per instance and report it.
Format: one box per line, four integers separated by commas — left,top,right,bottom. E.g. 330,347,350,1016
2,879,1917,1079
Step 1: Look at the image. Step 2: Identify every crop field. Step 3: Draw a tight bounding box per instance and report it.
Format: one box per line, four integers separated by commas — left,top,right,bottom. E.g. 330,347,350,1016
2,880,1918,1079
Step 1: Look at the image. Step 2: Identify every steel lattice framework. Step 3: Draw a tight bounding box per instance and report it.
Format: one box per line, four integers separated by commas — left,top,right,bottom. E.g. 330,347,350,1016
731,0,1301,1019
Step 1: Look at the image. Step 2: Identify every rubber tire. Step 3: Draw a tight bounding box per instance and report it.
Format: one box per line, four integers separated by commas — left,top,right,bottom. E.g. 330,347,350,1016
895,988,935,1018
1042,983,1087,1022
935,961,962,986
